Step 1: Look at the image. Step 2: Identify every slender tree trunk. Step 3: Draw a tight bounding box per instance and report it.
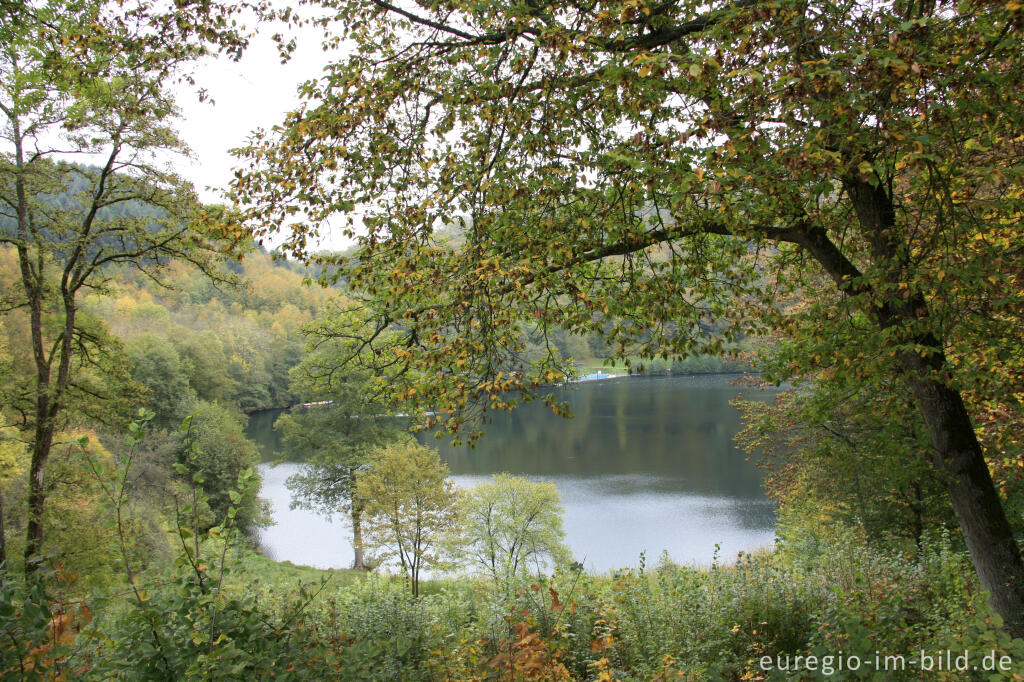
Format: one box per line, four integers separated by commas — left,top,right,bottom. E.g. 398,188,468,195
0,491,7,572
11,112,68,575
24,388,51,570
909,481,924,552
17,203,56,573
10,112,54,575
23,297,76,573
351,503,366,571
23,307,75,572
23,431,51,569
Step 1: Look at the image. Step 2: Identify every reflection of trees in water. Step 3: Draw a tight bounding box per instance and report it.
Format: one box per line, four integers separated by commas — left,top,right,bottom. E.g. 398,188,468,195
245,377,778,497
250,378,781,571
245,410,286,462
429,376,775,498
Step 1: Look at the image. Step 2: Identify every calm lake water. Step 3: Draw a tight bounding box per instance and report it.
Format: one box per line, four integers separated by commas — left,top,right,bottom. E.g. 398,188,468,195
246,374,778,573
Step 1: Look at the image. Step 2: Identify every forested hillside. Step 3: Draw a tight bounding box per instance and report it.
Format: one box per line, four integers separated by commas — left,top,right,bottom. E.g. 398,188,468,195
89,249,332,416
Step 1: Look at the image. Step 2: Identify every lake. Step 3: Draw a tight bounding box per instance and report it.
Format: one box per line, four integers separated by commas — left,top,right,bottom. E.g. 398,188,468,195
246,374,778,573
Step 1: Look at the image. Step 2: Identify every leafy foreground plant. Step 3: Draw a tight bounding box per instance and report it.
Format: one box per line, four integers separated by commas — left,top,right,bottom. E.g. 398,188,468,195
0,563,93,681
69,414,325,680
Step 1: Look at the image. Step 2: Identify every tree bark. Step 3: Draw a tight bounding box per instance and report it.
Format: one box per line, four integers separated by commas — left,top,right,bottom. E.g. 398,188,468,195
24,368,59,572
23,432,51,569
351,503,366,571
11,115,59,574
23,300,75,573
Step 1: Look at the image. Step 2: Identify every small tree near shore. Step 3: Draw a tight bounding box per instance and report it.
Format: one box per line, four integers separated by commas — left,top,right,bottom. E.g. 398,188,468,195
455,474,571,582
278,368,405,571
355,439,457,597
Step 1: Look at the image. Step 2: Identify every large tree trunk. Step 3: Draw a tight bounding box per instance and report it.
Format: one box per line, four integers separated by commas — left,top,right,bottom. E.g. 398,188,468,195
351,503,366,571
794,179,1024,637
905,368,1024,637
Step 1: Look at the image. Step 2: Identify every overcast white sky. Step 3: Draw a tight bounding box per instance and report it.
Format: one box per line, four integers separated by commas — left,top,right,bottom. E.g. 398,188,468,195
173,19,352,250
175,26,317,202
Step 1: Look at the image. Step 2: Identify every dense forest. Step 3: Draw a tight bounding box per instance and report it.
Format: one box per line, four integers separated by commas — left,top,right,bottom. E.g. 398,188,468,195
3,0,1024,679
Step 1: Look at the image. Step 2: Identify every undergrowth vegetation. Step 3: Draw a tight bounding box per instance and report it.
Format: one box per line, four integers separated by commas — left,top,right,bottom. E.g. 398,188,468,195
4,524,1022,680
1,413,1021,679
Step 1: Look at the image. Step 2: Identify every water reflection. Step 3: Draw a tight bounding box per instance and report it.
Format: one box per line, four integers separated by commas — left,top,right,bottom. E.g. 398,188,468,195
250,375,778,572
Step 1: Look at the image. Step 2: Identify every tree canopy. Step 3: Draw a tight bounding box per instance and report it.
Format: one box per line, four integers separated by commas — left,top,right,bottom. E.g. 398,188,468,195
233,0,1024,634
